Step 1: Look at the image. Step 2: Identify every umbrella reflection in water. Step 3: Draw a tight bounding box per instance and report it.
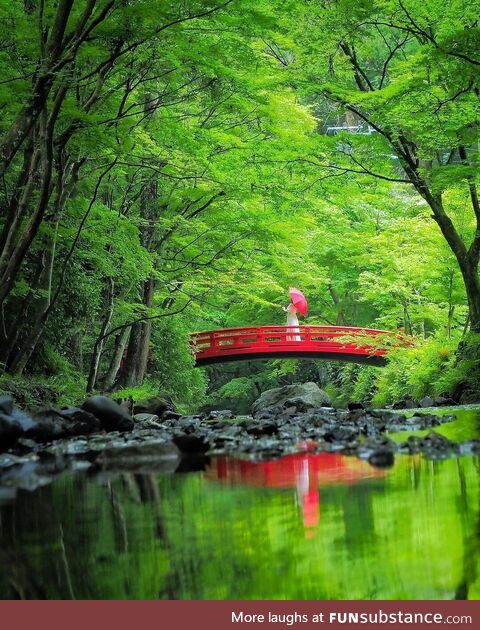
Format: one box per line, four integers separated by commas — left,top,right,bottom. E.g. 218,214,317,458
207,451,385,531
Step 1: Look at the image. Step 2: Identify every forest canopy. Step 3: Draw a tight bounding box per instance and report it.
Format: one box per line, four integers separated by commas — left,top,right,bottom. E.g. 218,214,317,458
0,0,479,410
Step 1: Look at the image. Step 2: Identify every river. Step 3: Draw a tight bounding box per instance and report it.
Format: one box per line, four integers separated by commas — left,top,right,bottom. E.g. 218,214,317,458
0,406,479,599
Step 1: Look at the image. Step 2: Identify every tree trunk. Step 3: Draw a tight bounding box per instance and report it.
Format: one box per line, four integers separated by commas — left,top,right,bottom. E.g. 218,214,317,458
8,220,60,375
102,326,131,391
116,276,155,388
137,275,155,383
460,261,480,333
117,321,144,388
86,278,115,393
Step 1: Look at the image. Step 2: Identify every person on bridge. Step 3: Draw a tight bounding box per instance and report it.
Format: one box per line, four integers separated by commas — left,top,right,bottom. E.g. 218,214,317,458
283,287,307,341
283,303,301,341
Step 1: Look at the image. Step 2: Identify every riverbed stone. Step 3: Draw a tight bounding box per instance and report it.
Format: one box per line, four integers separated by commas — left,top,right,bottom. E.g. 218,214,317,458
252,382,331,417
82,395,134,432
434,396,457,406
133,413,164,429
172,433,210,454
59,407,102,434
0,413,23,450
392,398,418,409
0,395,14,416
133,394,176,418
26,407,102,442
419,396,434,408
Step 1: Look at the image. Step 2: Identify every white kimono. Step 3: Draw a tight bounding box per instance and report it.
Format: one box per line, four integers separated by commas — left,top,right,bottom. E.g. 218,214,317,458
284,304,301,341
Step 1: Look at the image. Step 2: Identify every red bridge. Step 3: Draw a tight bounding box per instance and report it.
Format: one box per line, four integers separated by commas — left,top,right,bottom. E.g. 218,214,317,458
190,326,398,367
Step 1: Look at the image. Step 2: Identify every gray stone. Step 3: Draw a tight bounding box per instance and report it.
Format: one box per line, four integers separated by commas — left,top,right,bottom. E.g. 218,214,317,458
419,396,434,408
82,396,134,432
9,408,36,432
133,394,176,418
0,395,14,416
252,382,331,417
0,413,23,449
133,413,165,430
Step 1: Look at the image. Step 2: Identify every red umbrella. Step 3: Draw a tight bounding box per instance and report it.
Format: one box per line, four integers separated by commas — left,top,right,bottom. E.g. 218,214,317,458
289,287,308,316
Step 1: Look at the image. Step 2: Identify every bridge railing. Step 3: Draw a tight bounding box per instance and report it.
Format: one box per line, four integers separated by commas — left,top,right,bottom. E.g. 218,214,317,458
190,325,397,358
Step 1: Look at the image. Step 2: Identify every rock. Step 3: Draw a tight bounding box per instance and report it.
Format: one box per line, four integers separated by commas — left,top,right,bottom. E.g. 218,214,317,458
133,413,165,430
392,398,418,409
134,413,160,422
323,427,357,443
172,433,210,454
459,440,480,455
368,450,395,468
0,397,37,433
434,396,457,406
419,432,459,459
163,411,182,421
82,396,134,432
207,409,234,420
0,395,14,416
26,407,102,442
252,382,331,417
348,401,366,411
59,407,102,435
419,396,434,408
244,421,278,437
8,408,36,432
0,413,23,449
26,409,62,442
133,394,176,418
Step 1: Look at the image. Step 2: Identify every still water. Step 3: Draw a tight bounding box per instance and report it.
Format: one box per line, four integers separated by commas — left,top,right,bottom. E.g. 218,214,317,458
0,407,479,600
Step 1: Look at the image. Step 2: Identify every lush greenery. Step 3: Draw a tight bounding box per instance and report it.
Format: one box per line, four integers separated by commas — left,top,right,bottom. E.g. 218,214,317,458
1,0,480,409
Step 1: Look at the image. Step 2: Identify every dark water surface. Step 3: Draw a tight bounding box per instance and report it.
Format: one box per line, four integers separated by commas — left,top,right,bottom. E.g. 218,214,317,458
1,407,479,600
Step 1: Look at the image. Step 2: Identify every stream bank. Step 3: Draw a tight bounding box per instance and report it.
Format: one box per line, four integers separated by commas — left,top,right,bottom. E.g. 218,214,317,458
1,383,480,495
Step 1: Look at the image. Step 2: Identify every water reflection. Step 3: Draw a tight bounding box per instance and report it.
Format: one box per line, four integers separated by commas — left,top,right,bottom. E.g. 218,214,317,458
207,453,385,530
0,414,479,599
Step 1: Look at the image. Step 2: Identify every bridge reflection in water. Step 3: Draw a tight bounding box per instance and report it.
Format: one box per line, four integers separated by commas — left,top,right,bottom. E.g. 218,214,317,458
191,325,400,367
207,452,385,530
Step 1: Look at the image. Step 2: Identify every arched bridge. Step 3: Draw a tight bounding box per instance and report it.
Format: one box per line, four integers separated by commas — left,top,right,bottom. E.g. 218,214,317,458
190,326,400,367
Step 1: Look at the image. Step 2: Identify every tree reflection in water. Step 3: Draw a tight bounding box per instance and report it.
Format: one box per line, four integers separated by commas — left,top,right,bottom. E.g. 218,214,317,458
0,452,479,599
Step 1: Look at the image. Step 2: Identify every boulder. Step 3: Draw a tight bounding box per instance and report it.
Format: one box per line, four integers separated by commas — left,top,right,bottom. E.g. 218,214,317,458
0,397,37,432
133,394,176,418
0,413,23,450
133,413,164,430
8,407,37,432
27,407,102,442
392,398,418,409
368,449,395,468
434,396,457,406
0,395,14,416
25,409,62,442
82,396,134,432
207,410,234,421
172,433,210,454
419,396,434,408
348,401,366,411
252,382,331,417
59,407,102,435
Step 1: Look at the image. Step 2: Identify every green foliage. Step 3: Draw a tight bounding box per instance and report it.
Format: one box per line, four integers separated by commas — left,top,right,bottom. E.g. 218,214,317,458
0,0,479,409
437,333,480,403
206,376,258,414
0,371,86,409
150,318,207,413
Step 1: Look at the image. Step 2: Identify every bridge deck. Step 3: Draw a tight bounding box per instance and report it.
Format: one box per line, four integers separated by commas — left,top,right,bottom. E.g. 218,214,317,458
190,325,395,367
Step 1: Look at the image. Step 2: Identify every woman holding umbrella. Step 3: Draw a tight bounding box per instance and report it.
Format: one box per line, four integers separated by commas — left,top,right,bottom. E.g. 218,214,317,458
283,287,308,341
